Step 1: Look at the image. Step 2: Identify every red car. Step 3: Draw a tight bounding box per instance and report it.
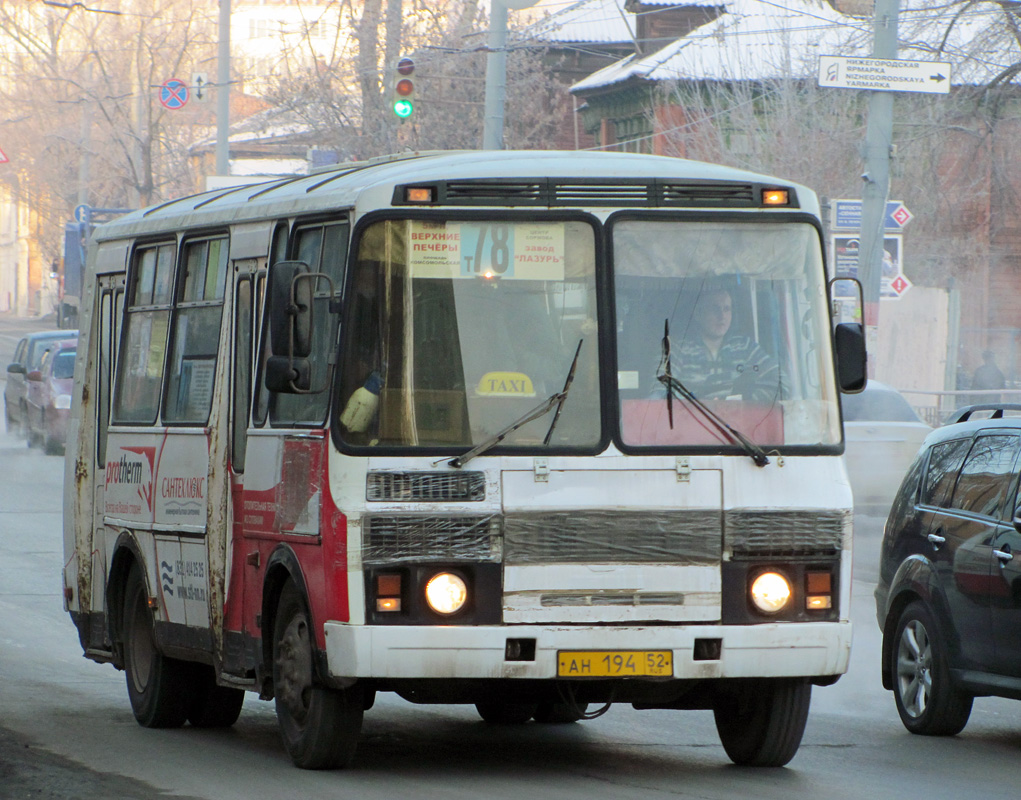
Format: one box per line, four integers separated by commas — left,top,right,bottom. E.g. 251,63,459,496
25,341,77,454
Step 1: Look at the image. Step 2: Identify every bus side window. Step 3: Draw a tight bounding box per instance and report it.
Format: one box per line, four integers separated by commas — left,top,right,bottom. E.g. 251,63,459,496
232,273,255,471
163,237,229,424
97,288,112,465
254,223,288,426
270,220,348,427
112,244,174,424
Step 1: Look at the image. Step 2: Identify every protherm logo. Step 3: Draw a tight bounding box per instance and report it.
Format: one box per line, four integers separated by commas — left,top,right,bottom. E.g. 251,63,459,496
105,446,157,515
106,455,145,486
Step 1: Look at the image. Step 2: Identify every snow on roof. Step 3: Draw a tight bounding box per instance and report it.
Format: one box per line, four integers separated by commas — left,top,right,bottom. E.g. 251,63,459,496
570,0,1020,92
572,0,869,90
518,0,638,45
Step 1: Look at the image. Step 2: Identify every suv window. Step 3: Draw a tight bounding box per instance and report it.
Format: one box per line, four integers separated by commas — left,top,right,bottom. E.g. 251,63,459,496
921,439,971,507
948,434,1020,518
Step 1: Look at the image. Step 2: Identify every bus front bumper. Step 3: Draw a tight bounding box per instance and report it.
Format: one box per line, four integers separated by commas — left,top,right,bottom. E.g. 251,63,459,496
323,620,851,681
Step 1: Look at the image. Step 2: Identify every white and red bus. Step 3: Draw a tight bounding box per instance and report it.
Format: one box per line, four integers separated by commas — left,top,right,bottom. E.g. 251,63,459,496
64,150,865,769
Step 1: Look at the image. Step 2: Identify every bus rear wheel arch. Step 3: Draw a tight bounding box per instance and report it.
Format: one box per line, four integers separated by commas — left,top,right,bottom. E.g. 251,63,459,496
122,562,194,728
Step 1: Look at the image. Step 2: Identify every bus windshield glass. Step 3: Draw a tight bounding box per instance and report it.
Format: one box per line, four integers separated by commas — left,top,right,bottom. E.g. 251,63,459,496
338,218,601,450
612,218,841,449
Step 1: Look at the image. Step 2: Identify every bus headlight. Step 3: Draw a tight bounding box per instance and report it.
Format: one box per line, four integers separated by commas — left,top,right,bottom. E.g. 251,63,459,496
424,572,468,616
750,571,792,614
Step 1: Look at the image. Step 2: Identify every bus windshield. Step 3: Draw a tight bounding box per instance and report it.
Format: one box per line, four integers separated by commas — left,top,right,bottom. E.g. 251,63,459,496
338,218,601,450
613,217,841,449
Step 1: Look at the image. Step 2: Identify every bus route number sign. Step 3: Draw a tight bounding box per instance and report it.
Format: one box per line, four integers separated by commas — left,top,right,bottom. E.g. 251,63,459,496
557,650,673,678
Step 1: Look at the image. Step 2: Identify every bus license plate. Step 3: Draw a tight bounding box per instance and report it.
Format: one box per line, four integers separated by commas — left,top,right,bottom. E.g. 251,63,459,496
557,650,673,678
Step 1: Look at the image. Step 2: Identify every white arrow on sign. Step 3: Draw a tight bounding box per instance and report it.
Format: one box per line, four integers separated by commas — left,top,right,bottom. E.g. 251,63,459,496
819,55,951,95
191,72,209,103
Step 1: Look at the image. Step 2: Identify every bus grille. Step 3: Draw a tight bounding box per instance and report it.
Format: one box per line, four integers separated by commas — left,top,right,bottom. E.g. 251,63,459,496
503,510,721,565
394,179,795,209
362,515,500,564
366,471,486,502
725,509,849,559
661,182,755,206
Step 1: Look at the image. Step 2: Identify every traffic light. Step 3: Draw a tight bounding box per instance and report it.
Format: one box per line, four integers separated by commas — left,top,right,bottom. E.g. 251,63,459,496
393,57,414,118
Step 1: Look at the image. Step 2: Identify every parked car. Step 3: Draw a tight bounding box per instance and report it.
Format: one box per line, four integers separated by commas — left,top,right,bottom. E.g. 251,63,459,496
4,329,79,436
843,380,931,514
875,404,1021,736
25,341,77,454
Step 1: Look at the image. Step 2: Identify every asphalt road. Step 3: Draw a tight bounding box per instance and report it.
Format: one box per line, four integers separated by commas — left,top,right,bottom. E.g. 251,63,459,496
2,313,1020,799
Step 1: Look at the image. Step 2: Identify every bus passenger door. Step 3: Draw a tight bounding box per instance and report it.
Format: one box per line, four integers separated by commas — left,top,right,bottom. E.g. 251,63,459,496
226,265,261,652
90,274,124,637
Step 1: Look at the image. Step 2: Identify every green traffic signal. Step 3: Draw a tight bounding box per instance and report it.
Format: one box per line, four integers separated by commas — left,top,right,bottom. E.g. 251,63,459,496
394,99,413,118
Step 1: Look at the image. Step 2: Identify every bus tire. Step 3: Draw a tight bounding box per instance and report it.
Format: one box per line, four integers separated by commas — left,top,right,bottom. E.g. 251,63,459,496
533,702,589,723
122,563,193,728
712,678,811,767
273,581,362,769
187,664,245,728
475,702,539,724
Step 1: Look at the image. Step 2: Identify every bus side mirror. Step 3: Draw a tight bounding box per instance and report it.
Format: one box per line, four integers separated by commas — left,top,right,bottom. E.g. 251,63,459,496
7,363,25,375
835,322,867,393
268,260,314,359
264,356,311,393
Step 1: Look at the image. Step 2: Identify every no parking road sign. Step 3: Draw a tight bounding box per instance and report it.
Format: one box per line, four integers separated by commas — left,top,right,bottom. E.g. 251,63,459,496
159,78,190,110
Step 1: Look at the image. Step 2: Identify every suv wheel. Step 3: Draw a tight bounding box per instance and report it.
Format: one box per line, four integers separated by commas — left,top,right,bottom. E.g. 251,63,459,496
891,601,973,735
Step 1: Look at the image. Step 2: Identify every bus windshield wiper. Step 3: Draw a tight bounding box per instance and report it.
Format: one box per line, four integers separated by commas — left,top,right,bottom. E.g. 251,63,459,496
447,340,584,469
657,371,770,468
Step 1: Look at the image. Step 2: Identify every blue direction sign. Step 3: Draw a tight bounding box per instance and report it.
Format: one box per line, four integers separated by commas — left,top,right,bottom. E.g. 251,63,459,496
159,78,190,110
832,199,913,231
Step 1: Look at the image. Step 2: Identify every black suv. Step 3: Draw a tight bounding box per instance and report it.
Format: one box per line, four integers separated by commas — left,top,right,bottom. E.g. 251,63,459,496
876,404,1021,735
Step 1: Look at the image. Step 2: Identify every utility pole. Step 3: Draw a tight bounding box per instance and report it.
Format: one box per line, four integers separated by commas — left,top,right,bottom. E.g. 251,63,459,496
482,0,539,150
859,0,899,365
215,0,231,176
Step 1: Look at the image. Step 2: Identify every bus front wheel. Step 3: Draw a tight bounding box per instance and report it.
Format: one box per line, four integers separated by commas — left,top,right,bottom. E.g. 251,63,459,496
122,563,193,728
712,678,811,767
272,581,362,769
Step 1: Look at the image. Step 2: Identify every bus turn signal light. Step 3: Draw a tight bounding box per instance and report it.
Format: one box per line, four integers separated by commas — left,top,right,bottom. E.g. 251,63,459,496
405,187,434,203
762,189,789,206
806,571,833,610
376,574,402,612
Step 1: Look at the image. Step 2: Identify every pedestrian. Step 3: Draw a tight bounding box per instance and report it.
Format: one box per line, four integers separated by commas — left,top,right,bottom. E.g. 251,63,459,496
972,349,1005,404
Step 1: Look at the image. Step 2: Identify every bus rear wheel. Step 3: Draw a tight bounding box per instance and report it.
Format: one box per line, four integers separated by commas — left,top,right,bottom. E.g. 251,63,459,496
122,563,193,728
712,678,811,767
533,702,589,723
272,581,362,769
187,663,245,728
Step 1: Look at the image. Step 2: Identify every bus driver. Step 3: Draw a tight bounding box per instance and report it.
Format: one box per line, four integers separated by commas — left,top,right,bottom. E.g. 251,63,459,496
668,286,783,404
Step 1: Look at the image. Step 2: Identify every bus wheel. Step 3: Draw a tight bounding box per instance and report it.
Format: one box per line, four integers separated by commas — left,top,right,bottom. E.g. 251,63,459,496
273,582,362,769
533,702,589,723
475,702,539,724
187,663,245,728
712,678,811,767
122,563,192,728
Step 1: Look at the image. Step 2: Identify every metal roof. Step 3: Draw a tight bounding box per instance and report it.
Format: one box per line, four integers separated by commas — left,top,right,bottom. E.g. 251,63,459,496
93,149,815,242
